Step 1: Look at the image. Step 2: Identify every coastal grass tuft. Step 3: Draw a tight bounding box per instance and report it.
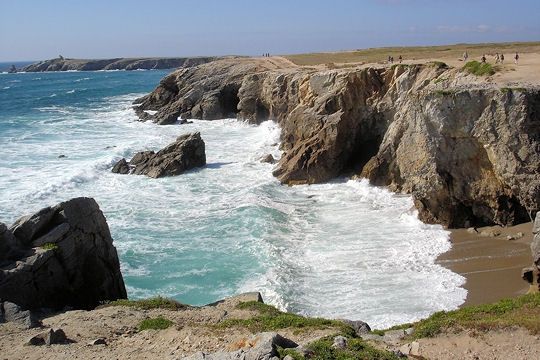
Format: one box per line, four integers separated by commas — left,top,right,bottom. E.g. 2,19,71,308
463,60,496,76
41,242,59,251
106,296,187,310
217,301,354,335
434,89,455,96
138,316,174,331
433,77,448,84
296,335,400,360
429,61,449,69
411,292,540,339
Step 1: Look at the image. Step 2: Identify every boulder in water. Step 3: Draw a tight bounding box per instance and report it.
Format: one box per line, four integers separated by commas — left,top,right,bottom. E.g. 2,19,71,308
112,132,206,178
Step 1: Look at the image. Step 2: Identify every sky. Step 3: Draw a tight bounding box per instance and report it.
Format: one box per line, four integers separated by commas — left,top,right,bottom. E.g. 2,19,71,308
1,0,539,61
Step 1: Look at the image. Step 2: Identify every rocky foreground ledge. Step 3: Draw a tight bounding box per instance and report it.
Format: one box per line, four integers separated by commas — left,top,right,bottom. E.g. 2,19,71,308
21,56,223,72
134,57,540,228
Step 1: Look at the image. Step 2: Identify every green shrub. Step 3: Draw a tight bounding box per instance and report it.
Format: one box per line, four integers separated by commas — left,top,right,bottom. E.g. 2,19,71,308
463,60,496,76
429,61,449,69
41,242,59,251
138,316,173,331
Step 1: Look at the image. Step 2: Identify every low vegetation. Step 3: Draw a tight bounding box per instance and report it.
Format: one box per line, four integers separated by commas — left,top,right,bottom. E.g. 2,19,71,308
368,293,539,340
218,301,354,335
434,89,455,96
429,61,449,69
433,76,449,84
463,60,496,76
41,242,59,251
501,87,526,93
106,296,187,310
138,316,174,331
277,335,400,360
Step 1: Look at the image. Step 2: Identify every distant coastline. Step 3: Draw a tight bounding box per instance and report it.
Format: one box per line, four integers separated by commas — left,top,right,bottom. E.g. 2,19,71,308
13,56,224,72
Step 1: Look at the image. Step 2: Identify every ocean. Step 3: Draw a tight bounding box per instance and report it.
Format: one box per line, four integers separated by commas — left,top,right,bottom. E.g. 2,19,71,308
0,68,466,328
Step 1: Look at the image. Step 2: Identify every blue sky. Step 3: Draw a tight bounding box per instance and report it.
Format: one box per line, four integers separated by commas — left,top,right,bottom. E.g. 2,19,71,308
1,0,539,61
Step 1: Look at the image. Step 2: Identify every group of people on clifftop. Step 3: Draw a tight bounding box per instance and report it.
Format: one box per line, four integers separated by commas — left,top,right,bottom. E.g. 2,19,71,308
387,55,403,64
465,51,520,64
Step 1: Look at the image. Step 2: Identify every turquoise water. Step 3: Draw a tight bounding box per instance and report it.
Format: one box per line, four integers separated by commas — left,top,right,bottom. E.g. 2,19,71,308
0,70,466,328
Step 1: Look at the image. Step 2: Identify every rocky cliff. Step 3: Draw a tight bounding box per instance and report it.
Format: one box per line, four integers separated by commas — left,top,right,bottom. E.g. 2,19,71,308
21,56,222,72
134,57,540,228
0,198,127,311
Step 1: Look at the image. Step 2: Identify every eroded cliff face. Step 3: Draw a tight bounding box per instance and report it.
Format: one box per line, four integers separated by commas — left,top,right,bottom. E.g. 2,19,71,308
134,58,540,228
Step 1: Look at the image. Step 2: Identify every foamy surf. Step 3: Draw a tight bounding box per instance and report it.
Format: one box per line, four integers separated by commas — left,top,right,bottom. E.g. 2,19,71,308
0,70,466,330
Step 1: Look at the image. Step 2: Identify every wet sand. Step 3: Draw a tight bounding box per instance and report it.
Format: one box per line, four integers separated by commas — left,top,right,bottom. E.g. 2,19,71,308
438,223,533,306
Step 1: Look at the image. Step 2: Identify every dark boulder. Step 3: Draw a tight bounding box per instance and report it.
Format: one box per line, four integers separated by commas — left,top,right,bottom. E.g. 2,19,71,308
0,197,127,311
111,158,130,174
112,132,206,178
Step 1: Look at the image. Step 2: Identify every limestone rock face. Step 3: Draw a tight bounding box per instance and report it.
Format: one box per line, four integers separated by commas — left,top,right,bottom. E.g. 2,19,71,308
112,132,206,178
136,57,540,228
0,198,127,310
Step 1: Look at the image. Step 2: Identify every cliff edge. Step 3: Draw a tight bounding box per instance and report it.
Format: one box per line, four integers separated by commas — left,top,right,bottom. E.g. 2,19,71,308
135,57,540,228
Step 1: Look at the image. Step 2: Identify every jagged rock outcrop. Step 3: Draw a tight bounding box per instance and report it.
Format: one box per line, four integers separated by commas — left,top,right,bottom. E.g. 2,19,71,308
0,197,127,311
112,132,206,178
135,57,540,228
183,332,298,360
21,56,222,72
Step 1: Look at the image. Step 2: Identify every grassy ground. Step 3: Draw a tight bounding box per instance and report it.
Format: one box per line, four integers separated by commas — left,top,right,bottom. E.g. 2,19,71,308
463,60,497,76
410,292,540,339
138,316,174,331
284,41,540,66
217,301,354,335
105,296,188,310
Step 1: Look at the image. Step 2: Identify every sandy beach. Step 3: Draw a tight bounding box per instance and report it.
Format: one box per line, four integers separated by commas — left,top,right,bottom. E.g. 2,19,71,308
439,223,533,306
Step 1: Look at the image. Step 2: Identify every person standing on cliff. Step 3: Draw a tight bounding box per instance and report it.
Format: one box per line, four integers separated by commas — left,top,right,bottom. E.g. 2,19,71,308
501,53,505,64
515,52,519,64
481,55,486,63
399,55,403,63
463,51,469,62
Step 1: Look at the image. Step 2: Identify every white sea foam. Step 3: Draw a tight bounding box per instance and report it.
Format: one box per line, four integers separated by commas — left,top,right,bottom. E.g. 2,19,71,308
2,86,10,90
66,89,75,94
0,93,466,329
74,77,90,82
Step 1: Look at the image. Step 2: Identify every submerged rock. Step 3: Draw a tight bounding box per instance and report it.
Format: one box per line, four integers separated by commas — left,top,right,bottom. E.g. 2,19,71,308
0,197,127,311
112,132,206,178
